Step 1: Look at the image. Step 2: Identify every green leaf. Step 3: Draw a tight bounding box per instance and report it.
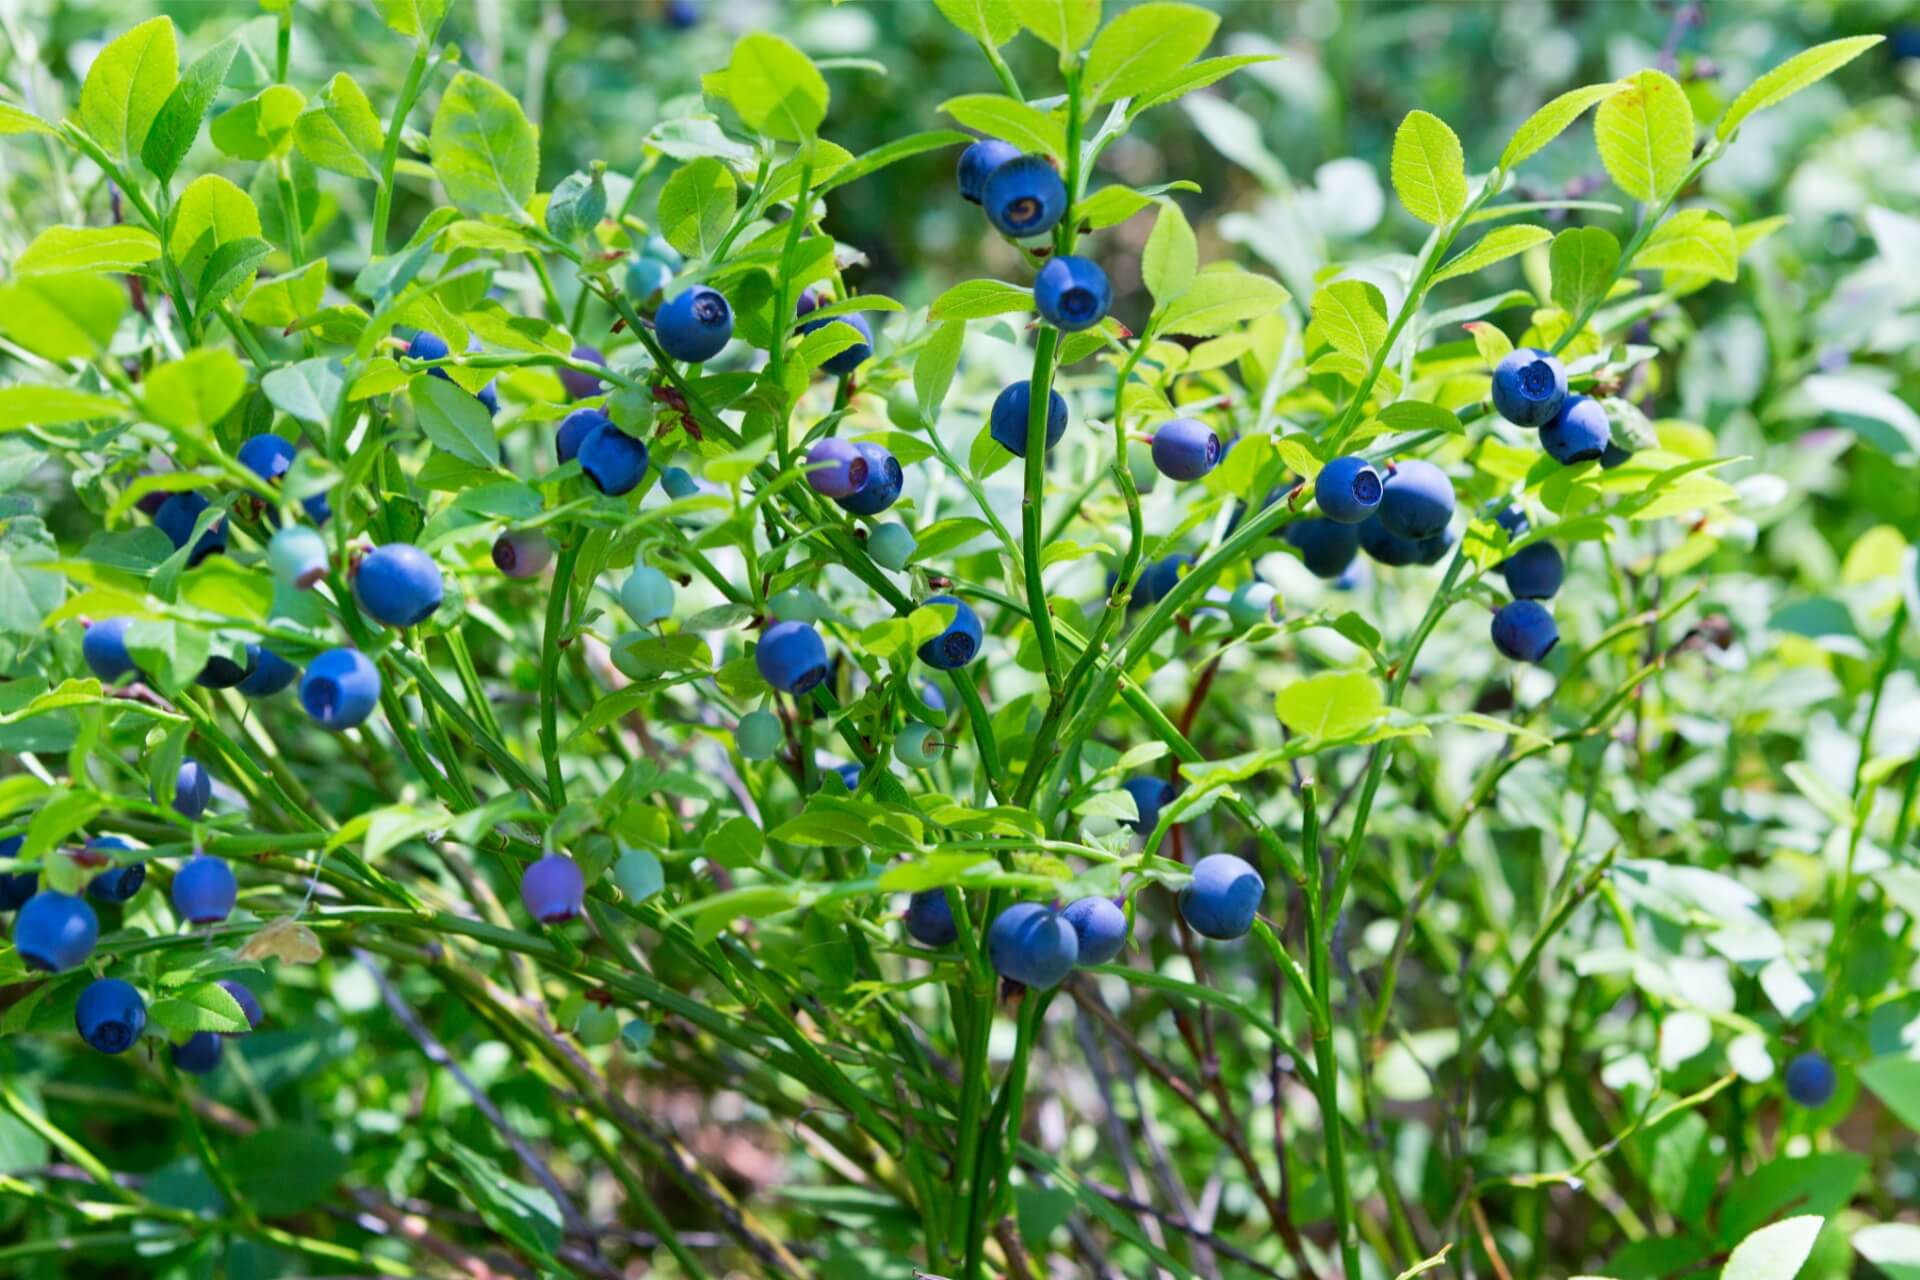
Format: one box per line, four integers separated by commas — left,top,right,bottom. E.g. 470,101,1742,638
169,174,263,285
429,71,540,218
1594,68,1694,202
21,787,102,861
658,157,737,259
939,93,1065,160
1855,1225,1920,1280
124,618,210,690
414,374,500,468
1310,279,1389,362
1133,53,1279,115
1157,267,1289,338
0,274,126,361
1718,36,1882,140
261,357,345,427
929,278,1034,322
1017,0,1101,57
545,165,607,245
15,224,161,276
1463,321,1512,370
1141,199,1197,305
0,103,53,136
1500,82,1627,170
196,236,272,314
1375,400,1462,435
376,0,449,39
1548,225,1622,317
1633,208,1738,282
78,16,178,168
145,349,246,431
1722,1217,1825,1280
1431,224,1551,284
0,385,126,432
1861,1056,1920,1132
1275,669,1383,740
718,32,828,142
140,37,238,184
209,84,304,162
434,1139,562,1266
242,258,328,328
915,319,966,425
222,1127,349,1217
933,0,1021,48
294,73,385,182
150,981,251,1035
1390,109,1468,226
1083,3,1217,106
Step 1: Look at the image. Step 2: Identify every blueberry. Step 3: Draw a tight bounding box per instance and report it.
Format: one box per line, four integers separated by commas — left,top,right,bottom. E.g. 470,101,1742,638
406,330,452,370
236,645,298,697
1491,599,1559,663
521,854,586,924
1378,461,1454,540
578,423,650,496
1358,514,1422,567
917,594,982,670
981,155,1067,238
1133,554,1192,607
173,759,211,820
896,722,943,767
559,344,606,400
1496,505,1530,539
834,442,903,516
269,525,330,590
1121,776,1175,833
656,285,733,363
1491,348,1568,428
356,543,444,627
86,838,146,904
83,617,138,682
905,889,958,947
1179,853,1264,940
1501,541,1564,599
301,489,332,526
1227,581,1277,628
1416,526,1456,566
170,1030,224,1075
1035,255,1111,332
557,407,611,465
736,709,782,760
957,138,1020,204
620,565,675,626
493,529,554,578
834,762,863,791
76,976,146,1054
800,311,873,377
0,835,36,911
300,647,381,730
1600,441,1635,469
476,380,500,417
172,854,237,924
236,433,296,484
989,381,1068,458
625,255,674,304
1333,559,1370,591
868,523,916,571
1063,896,1127,966
216,978,263,1033
1542,395,1610,465
919,681,947,714
1151,418,1221,481
154,492,227,566
197,647,256,689
1784,1050,1837,1107
15,891,98,971
1314,455,1383,524
1284,518,1360,579
757,621,829,695
660,466,699,499
805,438,869,499
987,901,1078,989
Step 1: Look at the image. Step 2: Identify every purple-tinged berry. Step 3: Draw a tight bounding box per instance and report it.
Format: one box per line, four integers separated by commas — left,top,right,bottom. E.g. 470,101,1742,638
1179,853,1263,940
987,902,1078,989
835,442,903,516
1151,418,1221,481
493,530,554,578
521,854,586,923
1314,455,1383,524
805,438,869,499
559,344,607,399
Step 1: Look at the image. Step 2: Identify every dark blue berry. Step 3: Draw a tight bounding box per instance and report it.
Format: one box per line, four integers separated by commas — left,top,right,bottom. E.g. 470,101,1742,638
1314,455,1383,524
557,407,610,465
559,344,606,400
957,138,1020,204
15,891,98,971
1151,418,1221,481
0,835,36,911
83,617,138,683
300,647,381,730
170,1030,224,1075
406,330,452,371
835,442,903,516
1491,347,1568,428
578,423,651,496
521,854,585,924
76,976,146,1053
1134,554,1192,607
86,837,145,904
905,889,958,947
1179,853,1263,940
1416,526,1456,566
917,594,982,670
1501,541,1564,599
1063,896,1127,966
1357,514,1422,567
757,621,829,695
1285,518,1360,579
1035,255,1111,332
172,855,237,925
236,645,298,697
1542,395,1610,465
1121,776,1175,832
356,544,444,627
656,286,733,363
154,492,227,566
216,978,263,1033
982,155,1067,238
989,381,1068,458
1491,599,1559,663
800,311,873,377
987,902,1078,989
1784,1051,1836,1107
1378,461,1454,540
237,433,296,484
834,762,862,791
173,759,211,820
197,648,256,689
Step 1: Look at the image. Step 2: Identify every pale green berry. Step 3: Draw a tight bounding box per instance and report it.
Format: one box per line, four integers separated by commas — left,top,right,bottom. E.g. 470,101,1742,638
737,709,782,760
620,564,675,626
886,388,927,430
868,522,917,571
1228,582,1277,630
575,1004,621,1046
613,848,662,902
897,721,944,768
769,588,818,622
269,524,330,590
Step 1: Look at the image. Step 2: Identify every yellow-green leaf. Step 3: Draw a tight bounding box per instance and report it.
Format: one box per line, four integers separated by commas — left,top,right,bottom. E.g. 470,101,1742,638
1594,68,1694,202
1391,109,1467,226
1717,36,1883,140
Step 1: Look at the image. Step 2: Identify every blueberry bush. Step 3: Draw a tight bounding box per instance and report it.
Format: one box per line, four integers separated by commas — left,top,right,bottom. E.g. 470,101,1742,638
0,2,1916,1278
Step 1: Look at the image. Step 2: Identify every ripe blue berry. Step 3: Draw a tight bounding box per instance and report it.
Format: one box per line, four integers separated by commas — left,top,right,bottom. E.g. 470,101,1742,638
1601,441,1635,469
1180,853,1264,940
301,647,381,730
835,442,903,516
1378,461,1455,540
620,565,675,626
174,759,211,820
897,722,944,767
806,438,868,499
172,855,237,925
269,525,330,589
1333,559,1370,591
957,138,1020,204
1490,348,1568,428
987,902,1079,989
868,523,916,571
559,344,606,400
406,329,452,369
76,977,146,1054
736,709,782,760
15,891,98,971
917,594,982,670
1542,395,1611,465
757,621,830,695
1121,776,1175,833
1491,599,1559,663
834,762,863,791
660,466,700,499
1496,505,1530,539
86,838,146,904
1358,515,1422,567
1315,455,1383,524
154,492,227,566
1417,526,1457,567
1063,896,1127,966
1134,554,1192,607
356,544,444,627
1285,518,1360,579
1151,418,1222,481
237,433,296,484
171,1030,224,1075
905,890,958,947
800,311,873,377
656,285,733,363
557,407,610,465
626,254,674,303
237,645,299,698
989,381,1068,457
522,854,586,923
493,529,554,579
197,648,255,690
982,155,1067,238
0,835,36,911
1501,541,1565,599
1784,1051,1837,1107
217,979,263,1033
83,616,138,682
1035,255,1111,332
578,422,651,496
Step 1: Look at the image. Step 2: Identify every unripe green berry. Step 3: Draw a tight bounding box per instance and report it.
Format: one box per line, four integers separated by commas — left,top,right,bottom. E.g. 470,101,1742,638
620,564,675,626
769,588,819,622
897,721,944,767
269,525,330,590
868,522,917,571
1228,582,1277,630
613,848,662,903
737,709,782,760
575,1004,621,1046
886,389,927,430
